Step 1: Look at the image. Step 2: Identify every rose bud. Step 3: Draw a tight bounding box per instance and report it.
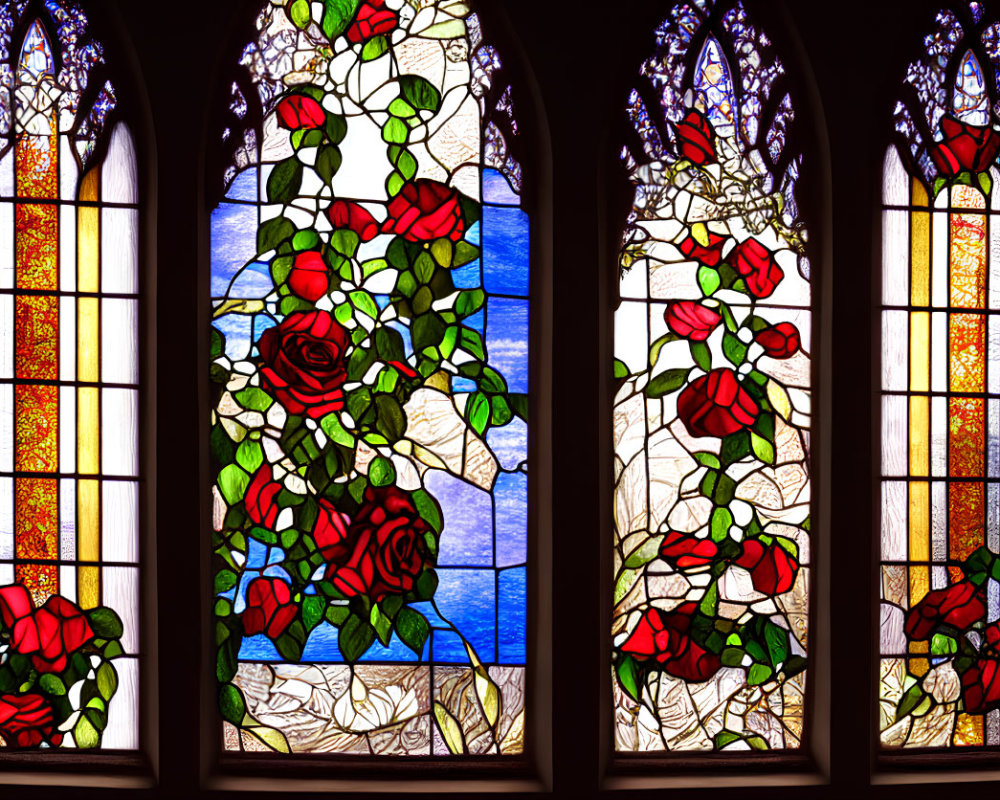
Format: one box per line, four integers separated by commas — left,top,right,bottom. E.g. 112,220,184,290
673,109,717,165
276,95,326,131
287,251,330,303
313,498,351,562
346,0,398,44
665,301,722,342
905,579,985,640
243,577,297,639
961,658,1000,715
659,530,719,569
735,539,798,595
0,694,61,748
621,604,722,683
679,230,728,267
931,115,1000,177
382,179,465,243
0,583,33,628
245,466,282,529
732,238,784,298
677,368,759,439
754,322,801,359
328,199,379,243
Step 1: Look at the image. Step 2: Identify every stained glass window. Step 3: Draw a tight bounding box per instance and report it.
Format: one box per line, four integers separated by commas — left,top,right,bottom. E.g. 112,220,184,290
613,1,811,753
0,2,139,751
210,1,529,756
880,2,1000,749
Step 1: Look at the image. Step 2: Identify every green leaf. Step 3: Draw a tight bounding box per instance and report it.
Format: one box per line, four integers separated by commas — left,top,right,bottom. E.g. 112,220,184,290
896,682,928,721
690,341,712,371
624,535,664,569
370,604,393,646
236,386,274,413
750,431,775,464
616,655,642,702
460,328,486,360
320,0,361,39
453,241,480,267
509,393,529,422
399,74,442,112
244,724,291,753
383,117,409,144
614,359,630,380
433,702,466,754
699,581,719,616
466,392,490,435
693,452,721,469
257,216,296,253
645,368,689,398
361,34,388,61
218,463,251,506
430,238,454,268
395,608,430,657
697,265,721,296
267,158,304,204
715,730,742,749
413,489,444,533
96,661,118,701
88,607,124,640
325,605,351,626
456,289,486,317
374,394,406,442
710,507,734,542
39,673,66,696
218,683,246,725
74,713,100,749
316,145,342,184
369,456,396,487
719,303,738,333
980,171,994,197
722,332,748,366
302,597,326,632
287,0,311,28
349,290,379,320
747,663,773,686
648,332,680,368
720,431,751,465
320,413,355,447
338,614,376,661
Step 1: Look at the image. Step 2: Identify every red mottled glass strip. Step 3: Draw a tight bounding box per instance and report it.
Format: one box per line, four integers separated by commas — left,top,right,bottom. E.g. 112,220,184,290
14,383,57,473
949,397,984,477
949,482,985,561
949,313,985,392
15,295,58,380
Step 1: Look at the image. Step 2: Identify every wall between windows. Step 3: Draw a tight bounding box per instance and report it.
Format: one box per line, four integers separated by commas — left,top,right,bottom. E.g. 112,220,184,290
3,0,998,798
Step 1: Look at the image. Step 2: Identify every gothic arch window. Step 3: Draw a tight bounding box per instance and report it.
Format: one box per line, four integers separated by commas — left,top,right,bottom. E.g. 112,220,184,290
880,1,1000,750
0,0,140,752
612,0,813,753
209,0,532,758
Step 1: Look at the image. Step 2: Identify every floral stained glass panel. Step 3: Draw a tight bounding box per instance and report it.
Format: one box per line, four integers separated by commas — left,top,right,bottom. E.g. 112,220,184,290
0,1,138,751
613,1,811,753
211,1,528,756
880,2,1000,749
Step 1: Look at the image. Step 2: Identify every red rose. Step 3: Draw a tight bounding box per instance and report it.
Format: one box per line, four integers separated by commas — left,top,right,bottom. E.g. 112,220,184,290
659,530,719,569
276,95,325,131
962,658,1000,714
755,322,801,359
905,580,985,640
287,251,330,303
986,621,1000,650
243,578,297,640
621,604,722,682
11,596,94,673
258,310,350,419
0,584,33,628
382,180,465,243
679,230,728,267
325,486,434,602
313,499,351,561
346,0,398,44
735,539,798,595
732,238,784,298
245,465,281,529
931,115,1000,177
328,199,379,243
673,109,717,165
677,368,759,439
0,694,61,748
665,300,722,342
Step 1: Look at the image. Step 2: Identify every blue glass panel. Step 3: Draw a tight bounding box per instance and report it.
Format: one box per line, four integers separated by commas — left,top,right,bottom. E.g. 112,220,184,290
426,471,493,566
223,261,273,300
433,568,496,662
453,378,477,393
482,168,520,205
494,472,527,568
498,567,526,663
239,635,281,661
226,168,258,202
211,203,258,296
487,417,527,471
300,624,427,662
213,314,253,360
482,206,529,297
451,258,481,289
485,298,528,394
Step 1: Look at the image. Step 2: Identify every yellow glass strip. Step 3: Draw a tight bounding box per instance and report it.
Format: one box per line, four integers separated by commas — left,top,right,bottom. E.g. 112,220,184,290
955,714,984,746
909,481,929,562
77,169,100,294
78,566,100,611
911,180,929,306
77,387,99,475
909,312,930,391
78,479,99,562
909,396,929,477
77,297,99,383
909,564,930,607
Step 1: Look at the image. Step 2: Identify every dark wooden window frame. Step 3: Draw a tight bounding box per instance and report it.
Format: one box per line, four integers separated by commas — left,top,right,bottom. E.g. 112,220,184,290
1,0,999,798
